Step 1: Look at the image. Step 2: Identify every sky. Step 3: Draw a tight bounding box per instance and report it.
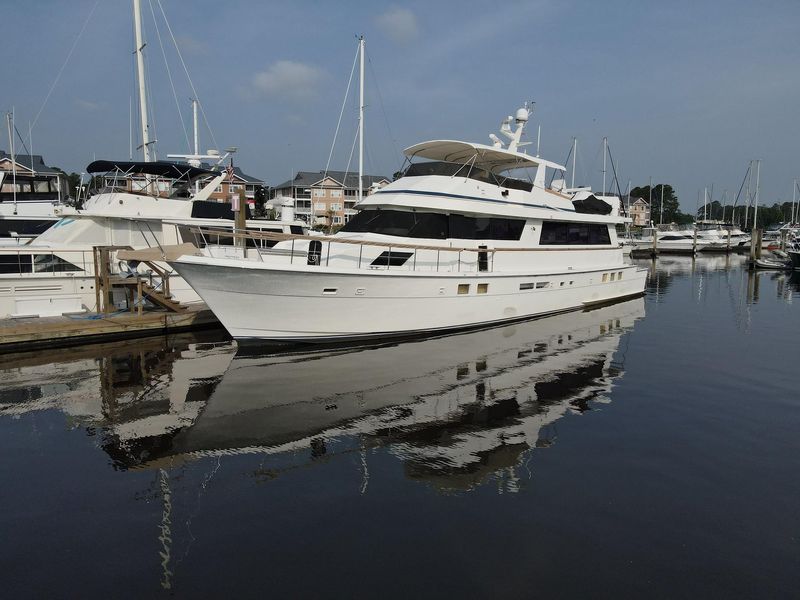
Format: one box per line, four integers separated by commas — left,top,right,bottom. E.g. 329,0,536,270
2,0,799,214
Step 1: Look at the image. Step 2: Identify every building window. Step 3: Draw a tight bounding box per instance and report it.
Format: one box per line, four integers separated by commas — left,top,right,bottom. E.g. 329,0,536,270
313,189,325,197
344,189,357,197
330,203,342,211
314,202,326,211
332,216,343,225
331,190,342,197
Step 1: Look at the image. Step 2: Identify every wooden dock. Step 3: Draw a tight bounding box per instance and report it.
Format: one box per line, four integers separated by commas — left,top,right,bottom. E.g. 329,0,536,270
0,304,220,352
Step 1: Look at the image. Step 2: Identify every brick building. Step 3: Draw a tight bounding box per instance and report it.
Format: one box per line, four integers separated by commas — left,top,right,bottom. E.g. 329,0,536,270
270,170,390,226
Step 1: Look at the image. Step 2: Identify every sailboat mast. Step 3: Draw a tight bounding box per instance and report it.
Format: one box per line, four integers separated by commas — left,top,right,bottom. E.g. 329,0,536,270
358,35,365,203
602,137,607,195
744,161,751,227
192,99,199,156
133,0,154,162
792,179,797,225
753,159,761,229
570,137,576,189
6,111,17,214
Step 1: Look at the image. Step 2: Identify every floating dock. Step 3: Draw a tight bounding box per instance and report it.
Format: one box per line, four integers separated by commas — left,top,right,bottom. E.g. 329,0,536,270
0,304,220,352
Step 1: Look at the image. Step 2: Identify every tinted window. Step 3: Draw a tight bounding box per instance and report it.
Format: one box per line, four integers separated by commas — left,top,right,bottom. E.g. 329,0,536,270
539,222,611,245
370,251,413,266
341,209,524,241
0,255,32,274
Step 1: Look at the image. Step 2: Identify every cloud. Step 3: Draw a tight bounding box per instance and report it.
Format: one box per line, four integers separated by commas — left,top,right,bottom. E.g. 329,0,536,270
376,8,419,43
176,34,208,57
249,60,324,100
74,98,103,111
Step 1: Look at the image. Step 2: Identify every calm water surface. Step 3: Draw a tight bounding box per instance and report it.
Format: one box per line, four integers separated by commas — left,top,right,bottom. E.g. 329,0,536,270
1,255,799,599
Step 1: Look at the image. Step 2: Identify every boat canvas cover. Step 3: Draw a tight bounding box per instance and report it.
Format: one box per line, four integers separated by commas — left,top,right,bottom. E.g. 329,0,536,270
572,195,613,215
86,160,217,180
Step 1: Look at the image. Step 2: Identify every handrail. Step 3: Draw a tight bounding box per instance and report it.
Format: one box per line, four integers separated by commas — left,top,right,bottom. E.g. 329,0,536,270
187,226,618,253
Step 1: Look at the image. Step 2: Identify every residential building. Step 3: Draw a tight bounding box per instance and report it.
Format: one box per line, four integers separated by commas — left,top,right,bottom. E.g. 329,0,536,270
628,197,651,226
270,170,390,225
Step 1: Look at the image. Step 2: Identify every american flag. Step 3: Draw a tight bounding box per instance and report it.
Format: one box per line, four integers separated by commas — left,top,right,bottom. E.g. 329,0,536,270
226,164,235,181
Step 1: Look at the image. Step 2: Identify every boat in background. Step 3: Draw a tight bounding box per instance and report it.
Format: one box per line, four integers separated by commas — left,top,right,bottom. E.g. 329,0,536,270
0,160,306,318
0,148,70,246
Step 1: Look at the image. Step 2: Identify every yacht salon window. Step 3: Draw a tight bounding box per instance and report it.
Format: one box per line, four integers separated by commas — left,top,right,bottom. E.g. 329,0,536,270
539,221,612,245
340,209,524,241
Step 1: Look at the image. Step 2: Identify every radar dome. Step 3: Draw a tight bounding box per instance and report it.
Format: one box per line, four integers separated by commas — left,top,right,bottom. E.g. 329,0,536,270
515,108,529,122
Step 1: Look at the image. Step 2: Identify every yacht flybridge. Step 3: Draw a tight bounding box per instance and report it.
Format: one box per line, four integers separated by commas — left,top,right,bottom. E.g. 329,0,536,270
172,106,648,342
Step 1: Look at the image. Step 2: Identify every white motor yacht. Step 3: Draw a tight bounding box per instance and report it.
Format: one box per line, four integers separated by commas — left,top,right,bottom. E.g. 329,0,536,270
172,106,647,342
0,160,306,318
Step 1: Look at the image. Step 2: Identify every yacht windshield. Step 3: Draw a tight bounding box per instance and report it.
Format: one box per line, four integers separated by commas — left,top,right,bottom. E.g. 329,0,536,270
402,161,533,192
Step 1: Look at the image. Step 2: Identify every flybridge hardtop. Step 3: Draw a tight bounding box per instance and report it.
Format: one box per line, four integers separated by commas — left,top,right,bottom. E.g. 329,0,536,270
404,140,566,174
86,160,218,181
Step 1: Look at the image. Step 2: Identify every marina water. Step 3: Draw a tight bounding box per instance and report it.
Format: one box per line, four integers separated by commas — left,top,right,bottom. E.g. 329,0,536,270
1,255,798,598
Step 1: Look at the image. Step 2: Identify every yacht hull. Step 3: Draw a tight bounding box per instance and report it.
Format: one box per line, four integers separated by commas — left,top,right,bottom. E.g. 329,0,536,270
172,258,647,341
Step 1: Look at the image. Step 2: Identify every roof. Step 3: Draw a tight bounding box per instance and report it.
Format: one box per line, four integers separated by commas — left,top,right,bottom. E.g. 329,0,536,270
273,170,390,190
195,164,264,184
86,160,217,180
403,140,566,174
0,150,60,175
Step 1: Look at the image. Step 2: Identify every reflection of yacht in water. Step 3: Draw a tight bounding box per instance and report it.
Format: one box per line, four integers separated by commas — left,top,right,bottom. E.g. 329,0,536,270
0,298,645,491
0,332,236,443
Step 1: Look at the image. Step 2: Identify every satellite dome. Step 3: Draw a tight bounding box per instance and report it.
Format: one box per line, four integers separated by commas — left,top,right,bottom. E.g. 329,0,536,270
515,107,529,123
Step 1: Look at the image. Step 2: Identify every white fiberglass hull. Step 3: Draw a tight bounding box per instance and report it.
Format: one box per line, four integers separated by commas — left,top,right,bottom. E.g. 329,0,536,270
172,258,647,341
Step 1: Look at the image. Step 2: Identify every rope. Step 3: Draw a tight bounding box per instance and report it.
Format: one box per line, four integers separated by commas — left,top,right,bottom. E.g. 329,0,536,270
31,0,100,130
324,42,359,179
156,0,218,151
147,0,191,152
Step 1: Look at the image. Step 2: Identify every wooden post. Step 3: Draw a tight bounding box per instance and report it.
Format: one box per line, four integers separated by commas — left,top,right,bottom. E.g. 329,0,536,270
93,247,102,313
780,229,787,252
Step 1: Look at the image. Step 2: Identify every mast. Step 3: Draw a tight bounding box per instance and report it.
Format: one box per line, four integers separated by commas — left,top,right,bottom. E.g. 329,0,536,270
602,137,607,195
660,183,664,225
753,159,761,229
744,161,751,228
570,137,576,188
128,96,133,160
192,98,199,156
792,179,797,225
703,187,707,221
133,0,154,161
648,176,652,226
358,35,364,203
6,111,17,214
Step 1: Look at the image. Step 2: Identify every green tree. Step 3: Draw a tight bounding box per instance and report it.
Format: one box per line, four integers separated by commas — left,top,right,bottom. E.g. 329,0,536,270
630,184,683,224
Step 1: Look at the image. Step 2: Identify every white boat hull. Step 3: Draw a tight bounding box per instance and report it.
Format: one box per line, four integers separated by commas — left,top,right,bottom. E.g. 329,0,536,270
172,258,647,341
